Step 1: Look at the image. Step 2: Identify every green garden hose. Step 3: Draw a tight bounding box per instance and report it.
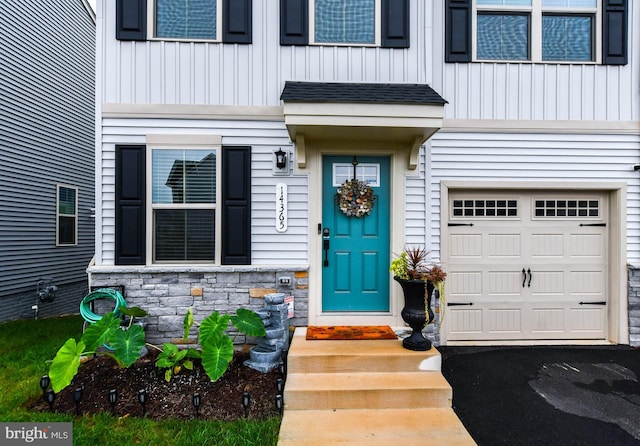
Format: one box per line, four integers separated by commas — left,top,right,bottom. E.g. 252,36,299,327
80,288,127,324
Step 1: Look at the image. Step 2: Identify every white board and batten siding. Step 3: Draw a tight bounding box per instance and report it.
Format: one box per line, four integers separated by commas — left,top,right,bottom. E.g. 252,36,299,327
97,0,434,107
98,118,309,265
435,2,640,122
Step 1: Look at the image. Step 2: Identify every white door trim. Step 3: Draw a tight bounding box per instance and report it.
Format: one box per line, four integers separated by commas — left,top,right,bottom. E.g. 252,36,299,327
306,144,407,327
440,180,628,345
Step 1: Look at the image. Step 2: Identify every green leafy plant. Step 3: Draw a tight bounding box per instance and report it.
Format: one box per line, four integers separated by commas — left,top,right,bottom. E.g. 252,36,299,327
155,342,201,382
198,308,266,382
48,307,148,392
47,305,266,392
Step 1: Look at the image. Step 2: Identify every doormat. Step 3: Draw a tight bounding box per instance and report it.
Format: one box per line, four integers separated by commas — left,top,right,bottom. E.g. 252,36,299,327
305,325,398,340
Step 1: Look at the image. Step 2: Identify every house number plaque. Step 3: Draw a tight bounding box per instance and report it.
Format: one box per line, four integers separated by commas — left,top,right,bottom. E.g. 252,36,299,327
276,183,288,233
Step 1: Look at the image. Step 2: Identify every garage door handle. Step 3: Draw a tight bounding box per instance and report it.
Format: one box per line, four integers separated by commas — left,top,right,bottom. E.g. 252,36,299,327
579,223,606,227
527,268,532,287
522,268,526,287
447,302,474,306
579,301,606,305
448,223,474,227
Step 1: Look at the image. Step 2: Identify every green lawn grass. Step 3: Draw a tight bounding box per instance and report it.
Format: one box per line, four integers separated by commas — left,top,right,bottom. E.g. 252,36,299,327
0,315,280,446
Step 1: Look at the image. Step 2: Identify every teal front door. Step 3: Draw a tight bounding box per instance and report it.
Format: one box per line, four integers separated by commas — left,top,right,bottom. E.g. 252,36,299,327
322,156,390,311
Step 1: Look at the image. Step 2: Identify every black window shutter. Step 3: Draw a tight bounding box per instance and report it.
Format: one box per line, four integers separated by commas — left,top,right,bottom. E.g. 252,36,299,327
280,0,308,45
223,0,252,44
445,0,471,62
221,147,251,265
115,145,146,265
116,0,147,41
382,0,409,48
602,0,628,65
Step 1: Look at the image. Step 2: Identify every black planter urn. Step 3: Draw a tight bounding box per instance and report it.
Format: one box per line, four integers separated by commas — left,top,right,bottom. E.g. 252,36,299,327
394,277,435,351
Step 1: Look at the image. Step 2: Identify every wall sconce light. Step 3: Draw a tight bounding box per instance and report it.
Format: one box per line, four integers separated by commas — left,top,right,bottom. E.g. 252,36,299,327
275,148,288,169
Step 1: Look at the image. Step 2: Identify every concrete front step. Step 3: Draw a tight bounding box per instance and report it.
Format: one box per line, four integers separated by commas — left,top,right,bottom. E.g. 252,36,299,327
278,408,476,446
288,327,442,373
284,371,452,410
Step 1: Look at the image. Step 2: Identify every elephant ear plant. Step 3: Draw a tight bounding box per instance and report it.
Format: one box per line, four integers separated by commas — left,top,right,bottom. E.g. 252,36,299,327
47,306,266,393
48,307,148,393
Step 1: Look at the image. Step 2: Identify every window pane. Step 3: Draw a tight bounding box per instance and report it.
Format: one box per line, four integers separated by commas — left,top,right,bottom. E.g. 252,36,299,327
153,149,216,204
315,0,375,44
542,0,596,7
58,187,76,215
155,209,215,261
156,0,217,40
477,14,529,60
542,15,592,61
58,216,76,245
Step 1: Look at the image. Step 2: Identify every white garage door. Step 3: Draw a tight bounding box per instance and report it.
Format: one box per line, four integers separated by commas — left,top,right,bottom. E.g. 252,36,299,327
445,190,608,341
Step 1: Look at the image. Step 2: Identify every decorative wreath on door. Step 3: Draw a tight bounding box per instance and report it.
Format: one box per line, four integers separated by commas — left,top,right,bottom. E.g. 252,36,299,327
335,179,375,217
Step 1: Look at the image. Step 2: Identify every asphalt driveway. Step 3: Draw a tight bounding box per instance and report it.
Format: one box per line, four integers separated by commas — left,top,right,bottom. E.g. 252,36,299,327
439,345,640,446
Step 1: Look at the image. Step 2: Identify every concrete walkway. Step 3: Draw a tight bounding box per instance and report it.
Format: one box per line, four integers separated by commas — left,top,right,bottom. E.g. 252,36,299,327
278,328,476,445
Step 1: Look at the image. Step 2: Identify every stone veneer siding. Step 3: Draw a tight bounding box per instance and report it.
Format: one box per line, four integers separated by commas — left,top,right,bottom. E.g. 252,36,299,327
629,265,640,347
87,266,309,345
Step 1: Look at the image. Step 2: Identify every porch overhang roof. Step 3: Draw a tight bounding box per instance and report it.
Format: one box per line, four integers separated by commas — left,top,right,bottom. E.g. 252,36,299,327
281,82,447,169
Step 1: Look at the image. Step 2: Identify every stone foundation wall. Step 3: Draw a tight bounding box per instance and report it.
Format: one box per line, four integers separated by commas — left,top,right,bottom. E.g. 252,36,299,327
88,267,309,345
629,265,640,347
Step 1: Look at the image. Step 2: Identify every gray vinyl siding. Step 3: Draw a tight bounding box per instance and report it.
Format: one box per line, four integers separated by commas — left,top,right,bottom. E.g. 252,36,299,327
0,0,95,315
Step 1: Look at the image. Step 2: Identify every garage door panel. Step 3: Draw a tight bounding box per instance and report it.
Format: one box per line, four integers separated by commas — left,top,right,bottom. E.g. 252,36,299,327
488,309,521,332
487,233,521,257
570,233,604,257
529,270,564,295
570,270,605,295
449,309,483,334
570,307,606,332
531,233,564,257
450,234,482,258
488,271,523,295
449,271,483,296
531,308,565,332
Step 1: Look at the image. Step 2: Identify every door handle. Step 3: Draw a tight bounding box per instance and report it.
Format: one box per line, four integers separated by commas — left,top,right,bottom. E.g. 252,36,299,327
522,268,526,288
527,268,532,287
322,228,330,267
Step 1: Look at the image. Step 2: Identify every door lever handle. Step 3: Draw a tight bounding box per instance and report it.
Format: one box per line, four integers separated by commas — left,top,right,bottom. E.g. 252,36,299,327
322,228,330,267
527,268,532,287
522,268,526,288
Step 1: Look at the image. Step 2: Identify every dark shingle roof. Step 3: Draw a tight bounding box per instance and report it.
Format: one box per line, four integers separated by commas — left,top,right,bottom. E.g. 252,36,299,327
280,81,447,105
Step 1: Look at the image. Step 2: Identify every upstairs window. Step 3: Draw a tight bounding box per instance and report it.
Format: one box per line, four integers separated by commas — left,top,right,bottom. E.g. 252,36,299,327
57,185,78,246
475,0,598,62
281,0,409,48
154,0,220,40
311,0,378,45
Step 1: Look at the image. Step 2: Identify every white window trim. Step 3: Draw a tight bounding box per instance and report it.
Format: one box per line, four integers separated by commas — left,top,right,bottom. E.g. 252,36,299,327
145,134,222,265
309,0,381,47
147,0,222,42
56,184,78,246
472,0,601,64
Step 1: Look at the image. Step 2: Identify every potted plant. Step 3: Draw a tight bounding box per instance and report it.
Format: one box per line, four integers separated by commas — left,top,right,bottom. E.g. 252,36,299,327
390,246,446,351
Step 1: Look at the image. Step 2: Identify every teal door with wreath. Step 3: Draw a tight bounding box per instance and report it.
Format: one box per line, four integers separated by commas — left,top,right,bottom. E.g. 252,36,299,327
322,156,390,311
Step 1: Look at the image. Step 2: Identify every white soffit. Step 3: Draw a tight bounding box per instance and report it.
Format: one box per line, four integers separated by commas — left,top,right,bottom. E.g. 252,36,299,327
283,102,445,169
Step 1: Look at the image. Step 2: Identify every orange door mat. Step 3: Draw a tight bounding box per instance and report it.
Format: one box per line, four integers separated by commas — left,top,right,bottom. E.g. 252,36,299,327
305,325,398,340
